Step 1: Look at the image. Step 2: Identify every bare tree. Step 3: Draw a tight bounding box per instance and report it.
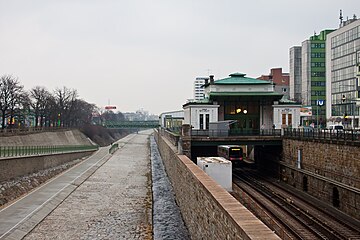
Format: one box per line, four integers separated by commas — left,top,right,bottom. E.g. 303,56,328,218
14,91,30,128
70,99,96,126
53,86,78,127
44,95,57,127
29,86,52,127
0,75,26,129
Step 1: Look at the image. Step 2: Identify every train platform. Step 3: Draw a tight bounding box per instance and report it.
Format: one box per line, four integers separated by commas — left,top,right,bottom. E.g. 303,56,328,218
0,131,153,240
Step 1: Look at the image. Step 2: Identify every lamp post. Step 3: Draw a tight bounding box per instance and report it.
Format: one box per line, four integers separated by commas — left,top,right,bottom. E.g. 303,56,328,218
316,92,318,128
341,94,348,126
340,82,358,127
317,99,324,128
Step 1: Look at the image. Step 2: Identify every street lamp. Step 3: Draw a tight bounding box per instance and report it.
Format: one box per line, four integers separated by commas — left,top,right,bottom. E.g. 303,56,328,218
317,99,324,128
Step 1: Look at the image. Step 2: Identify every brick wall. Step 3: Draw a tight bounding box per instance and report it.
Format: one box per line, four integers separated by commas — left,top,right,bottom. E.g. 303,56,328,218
155,130,279,240
282,139,360,219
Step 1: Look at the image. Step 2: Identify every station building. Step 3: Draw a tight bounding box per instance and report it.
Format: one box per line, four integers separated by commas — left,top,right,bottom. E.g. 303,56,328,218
183,72,298,131
158,110,184,131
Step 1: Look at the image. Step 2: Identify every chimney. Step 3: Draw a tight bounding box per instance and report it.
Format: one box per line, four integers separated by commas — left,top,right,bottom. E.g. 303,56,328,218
205,78,209,85
209,75,214,84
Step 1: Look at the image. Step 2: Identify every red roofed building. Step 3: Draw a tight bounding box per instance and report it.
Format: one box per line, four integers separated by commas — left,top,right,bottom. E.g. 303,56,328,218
258,68,290,100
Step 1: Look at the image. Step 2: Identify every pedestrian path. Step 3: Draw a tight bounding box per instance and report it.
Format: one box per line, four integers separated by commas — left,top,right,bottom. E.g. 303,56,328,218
0,132,152,240
0,146,111,240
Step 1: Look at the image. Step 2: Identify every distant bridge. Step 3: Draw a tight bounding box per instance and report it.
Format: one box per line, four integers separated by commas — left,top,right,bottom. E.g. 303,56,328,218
104,120,159,129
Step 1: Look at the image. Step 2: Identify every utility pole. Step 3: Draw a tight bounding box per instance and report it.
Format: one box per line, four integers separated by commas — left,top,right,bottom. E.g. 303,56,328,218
316,92,319,128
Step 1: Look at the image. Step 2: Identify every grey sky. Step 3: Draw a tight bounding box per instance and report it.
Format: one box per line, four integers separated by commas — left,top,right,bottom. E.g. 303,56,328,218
0,1,359,115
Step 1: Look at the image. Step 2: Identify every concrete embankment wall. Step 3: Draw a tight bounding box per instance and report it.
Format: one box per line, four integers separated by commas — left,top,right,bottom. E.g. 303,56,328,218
0,129,92,146
0,130,96,182
154,130,279,240
0,151,93,182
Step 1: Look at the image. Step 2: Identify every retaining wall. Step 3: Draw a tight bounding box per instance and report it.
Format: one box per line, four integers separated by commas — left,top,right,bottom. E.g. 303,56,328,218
282,138,360,220
0,151,94,182
0,129,92,146
155,130,279,240
0,129,96,182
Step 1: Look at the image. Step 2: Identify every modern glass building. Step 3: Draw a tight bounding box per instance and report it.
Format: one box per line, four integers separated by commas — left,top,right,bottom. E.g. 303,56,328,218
326,18,360,128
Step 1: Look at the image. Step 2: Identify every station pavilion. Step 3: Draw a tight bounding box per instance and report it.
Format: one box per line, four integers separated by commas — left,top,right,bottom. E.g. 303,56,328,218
183,72,284,132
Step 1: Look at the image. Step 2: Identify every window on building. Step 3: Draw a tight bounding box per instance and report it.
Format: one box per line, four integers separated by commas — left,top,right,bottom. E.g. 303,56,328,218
205,114,209,130
199,114,204,129
282,114,286,125
311,52,325,58
311,62,325,67
311,43,324,49
311,72,326,77
288,114,292,126
311,81,326,86
249,119,253,128
311,90,326,96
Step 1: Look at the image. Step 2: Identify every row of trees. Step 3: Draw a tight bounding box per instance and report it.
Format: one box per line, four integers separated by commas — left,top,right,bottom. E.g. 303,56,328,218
0,75,96,129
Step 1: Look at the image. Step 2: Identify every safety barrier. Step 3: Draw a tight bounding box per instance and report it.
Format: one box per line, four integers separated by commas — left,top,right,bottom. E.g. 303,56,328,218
0,145,99,158
284,128,360,142
109,143,119,154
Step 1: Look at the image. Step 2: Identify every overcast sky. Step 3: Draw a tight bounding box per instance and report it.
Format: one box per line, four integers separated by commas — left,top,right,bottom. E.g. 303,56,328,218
0,1,359,115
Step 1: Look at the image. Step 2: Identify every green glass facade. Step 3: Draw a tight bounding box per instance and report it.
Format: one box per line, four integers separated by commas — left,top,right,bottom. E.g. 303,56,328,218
304,30,334,126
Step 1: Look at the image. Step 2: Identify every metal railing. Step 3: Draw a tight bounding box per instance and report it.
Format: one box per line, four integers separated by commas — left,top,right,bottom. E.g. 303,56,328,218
0,145,99,158
104,120,159,129
191,129,282,137
284,128,360,142
0,127,70,136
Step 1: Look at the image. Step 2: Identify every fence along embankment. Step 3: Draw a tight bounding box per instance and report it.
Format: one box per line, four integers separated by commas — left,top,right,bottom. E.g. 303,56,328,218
0,129,97,182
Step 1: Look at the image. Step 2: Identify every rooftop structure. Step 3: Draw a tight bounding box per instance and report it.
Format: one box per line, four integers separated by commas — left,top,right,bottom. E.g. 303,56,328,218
258,68,290,99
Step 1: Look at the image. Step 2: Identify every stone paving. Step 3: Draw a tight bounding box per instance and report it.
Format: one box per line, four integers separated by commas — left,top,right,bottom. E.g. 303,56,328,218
23,132,152,240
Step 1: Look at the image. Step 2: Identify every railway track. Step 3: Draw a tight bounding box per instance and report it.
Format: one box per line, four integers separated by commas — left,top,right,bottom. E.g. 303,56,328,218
233,168,360,240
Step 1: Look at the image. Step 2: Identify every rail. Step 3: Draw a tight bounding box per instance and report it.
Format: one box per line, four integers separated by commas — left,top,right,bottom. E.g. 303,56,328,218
0,127,71,136
104,120,159,129
283,128,360,142
191,129,282,137
0,145,99,158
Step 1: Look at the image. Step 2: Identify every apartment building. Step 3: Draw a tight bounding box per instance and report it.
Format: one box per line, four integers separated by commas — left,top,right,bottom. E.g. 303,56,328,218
193,77,209,101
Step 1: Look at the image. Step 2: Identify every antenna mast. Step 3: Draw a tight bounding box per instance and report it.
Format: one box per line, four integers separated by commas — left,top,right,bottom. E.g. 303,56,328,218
339,9,343,27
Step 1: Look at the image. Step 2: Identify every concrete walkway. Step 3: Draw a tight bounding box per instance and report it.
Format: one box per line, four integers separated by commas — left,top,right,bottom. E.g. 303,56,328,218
0,131,152,240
